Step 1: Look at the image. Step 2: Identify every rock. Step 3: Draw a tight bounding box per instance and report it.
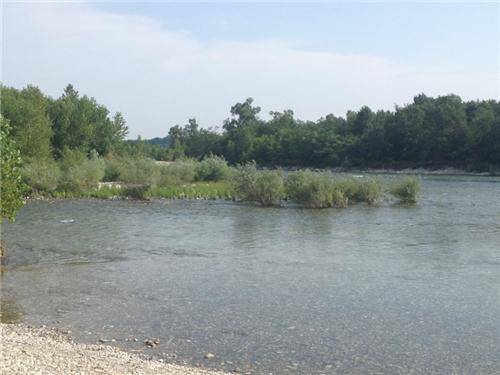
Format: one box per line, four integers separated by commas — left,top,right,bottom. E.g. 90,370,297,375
97,339,108,343
144,338,159,348
204,352,215,359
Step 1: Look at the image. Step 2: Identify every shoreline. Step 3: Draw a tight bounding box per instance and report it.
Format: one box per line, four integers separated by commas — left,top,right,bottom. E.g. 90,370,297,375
0,323,229,375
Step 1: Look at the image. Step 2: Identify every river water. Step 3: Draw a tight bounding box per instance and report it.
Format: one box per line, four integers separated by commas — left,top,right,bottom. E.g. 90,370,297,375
1,175,499,374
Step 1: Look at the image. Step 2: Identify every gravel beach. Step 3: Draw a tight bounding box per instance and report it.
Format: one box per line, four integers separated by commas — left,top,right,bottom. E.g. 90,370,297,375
0,324,229,375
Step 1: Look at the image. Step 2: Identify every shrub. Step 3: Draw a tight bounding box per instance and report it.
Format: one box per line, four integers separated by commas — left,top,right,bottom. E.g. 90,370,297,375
118,157,159,186
389,177,420,204
60,152,105,193
286,170,346,208
233,162,284,206
195,155,230,181
334,177,382,205
21,158,61,193
254,170,285,206
103,157,123,181
123,184,152,200
158,159,197,186
356,178,383,205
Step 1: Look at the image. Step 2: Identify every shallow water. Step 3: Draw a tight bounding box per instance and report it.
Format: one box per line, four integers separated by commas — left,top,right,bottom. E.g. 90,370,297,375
2,175,500,374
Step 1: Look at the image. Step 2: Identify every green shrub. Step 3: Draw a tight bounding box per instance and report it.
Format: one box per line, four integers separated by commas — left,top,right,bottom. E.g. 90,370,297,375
254,170,285,206
123,184,152,200
286,170,346,208
60,153,105,193
89,185,123,199
357,178,383,205
21,158,61,193
158,159,197,186
118,157,159,185
389,177,420,204
195,155,230,181
103,157,123,181
233,162,284,206
333,177,382,205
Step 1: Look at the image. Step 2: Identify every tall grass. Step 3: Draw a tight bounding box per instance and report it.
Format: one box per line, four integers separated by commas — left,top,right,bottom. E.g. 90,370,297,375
389,177,420,204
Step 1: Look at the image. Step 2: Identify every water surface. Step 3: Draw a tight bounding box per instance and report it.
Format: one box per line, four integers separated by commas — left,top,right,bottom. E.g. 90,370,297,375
2,175,499,374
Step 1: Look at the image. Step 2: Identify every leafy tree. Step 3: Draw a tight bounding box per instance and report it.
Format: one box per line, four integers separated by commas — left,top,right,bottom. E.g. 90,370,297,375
0,117,24,220
0,85,53,160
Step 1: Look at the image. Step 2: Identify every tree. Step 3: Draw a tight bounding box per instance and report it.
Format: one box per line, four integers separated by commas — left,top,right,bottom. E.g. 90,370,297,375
0,85,53,160
0,117,24,221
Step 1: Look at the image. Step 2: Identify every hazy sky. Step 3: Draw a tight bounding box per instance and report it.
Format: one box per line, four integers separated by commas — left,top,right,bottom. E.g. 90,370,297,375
2,1,499,138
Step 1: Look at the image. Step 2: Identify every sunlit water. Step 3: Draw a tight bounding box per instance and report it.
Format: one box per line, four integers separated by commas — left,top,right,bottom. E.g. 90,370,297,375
1,175,499,374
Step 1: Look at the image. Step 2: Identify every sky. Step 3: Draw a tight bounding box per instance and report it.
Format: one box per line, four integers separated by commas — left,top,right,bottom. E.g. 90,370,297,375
2,1,499,138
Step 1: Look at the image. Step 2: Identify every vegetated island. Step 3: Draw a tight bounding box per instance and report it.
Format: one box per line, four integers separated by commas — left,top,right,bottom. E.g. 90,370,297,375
0,323,228,375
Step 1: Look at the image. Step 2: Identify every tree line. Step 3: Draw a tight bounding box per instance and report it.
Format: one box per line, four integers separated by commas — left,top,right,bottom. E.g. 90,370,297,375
1,84,499,172
169,96,500,171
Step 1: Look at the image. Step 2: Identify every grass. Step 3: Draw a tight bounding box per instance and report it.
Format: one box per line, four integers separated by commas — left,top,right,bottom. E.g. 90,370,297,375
152,181,234,200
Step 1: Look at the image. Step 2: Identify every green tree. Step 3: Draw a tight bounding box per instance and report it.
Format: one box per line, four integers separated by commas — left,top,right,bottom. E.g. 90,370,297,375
0,117,24,221
0,85,53,160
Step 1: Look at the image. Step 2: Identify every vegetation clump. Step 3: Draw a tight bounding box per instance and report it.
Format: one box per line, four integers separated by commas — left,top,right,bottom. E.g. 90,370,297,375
21,158,61,194
195,155,230,182
286,170,347,208
233,162,284,206
389,177,421,204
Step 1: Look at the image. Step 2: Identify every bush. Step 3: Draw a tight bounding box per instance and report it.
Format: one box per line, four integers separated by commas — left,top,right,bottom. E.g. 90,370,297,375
123,184,152,200
22,158,61,193
60,152,105,193
286,170,347,208
103,157,123,181
195,155,230,181
118,157,159,185
233,162,284,206
356,178,383,205
333,177,382,205
389,177,420,204
158,159,197,186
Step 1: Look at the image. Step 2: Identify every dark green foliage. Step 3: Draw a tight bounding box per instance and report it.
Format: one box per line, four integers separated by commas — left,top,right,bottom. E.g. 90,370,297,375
158,95,500,172
0,117,25,220
389,177,421,204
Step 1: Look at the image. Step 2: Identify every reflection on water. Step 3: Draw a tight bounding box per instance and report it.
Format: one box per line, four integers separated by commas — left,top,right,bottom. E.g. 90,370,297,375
1,175,500,374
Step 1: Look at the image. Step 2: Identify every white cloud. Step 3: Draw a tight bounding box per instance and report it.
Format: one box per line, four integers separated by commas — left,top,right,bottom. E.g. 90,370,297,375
2,2,498,138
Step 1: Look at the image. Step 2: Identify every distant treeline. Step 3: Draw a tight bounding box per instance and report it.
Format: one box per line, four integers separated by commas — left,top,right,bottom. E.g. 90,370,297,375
1,84,499,171
168,97,500,172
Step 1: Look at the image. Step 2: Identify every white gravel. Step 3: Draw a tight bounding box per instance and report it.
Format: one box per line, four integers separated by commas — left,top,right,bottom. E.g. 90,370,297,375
0,324,229,375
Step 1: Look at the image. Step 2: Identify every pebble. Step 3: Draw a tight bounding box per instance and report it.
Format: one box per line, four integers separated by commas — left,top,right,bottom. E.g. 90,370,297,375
1,323,229,375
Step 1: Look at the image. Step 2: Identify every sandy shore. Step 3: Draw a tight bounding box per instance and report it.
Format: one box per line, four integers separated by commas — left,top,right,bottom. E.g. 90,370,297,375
0,324,229,375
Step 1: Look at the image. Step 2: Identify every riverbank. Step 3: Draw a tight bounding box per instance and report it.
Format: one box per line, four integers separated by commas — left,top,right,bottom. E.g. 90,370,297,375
0,324,229,375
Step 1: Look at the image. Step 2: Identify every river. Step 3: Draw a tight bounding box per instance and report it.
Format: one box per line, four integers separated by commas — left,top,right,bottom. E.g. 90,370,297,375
1,175,499,374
